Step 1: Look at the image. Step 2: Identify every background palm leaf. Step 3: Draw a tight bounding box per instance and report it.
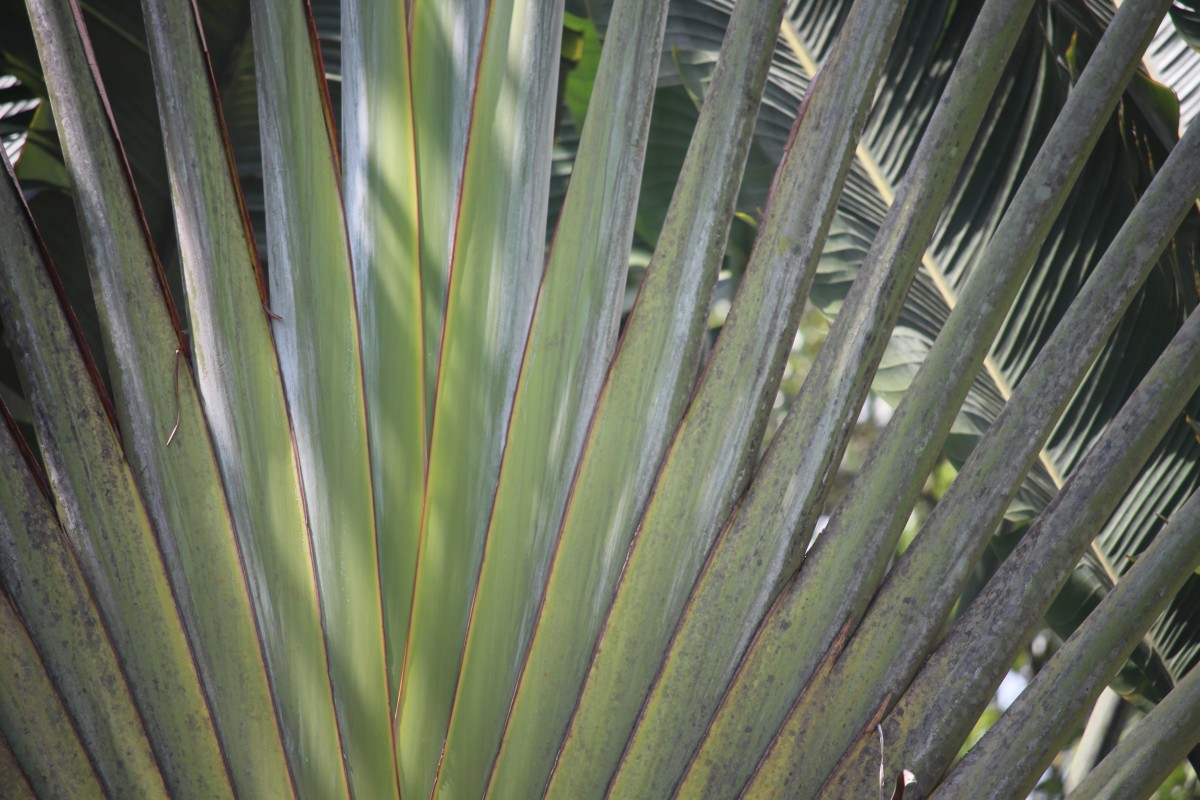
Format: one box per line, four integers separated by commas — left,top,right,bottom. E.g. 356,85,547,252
641,0,1200,708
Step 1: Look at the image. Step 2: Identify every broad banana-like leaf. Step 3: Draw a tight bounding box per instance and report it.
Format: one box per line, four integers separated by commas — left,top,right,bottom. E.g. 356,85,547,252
1168,0,1200,51
0,71,37,160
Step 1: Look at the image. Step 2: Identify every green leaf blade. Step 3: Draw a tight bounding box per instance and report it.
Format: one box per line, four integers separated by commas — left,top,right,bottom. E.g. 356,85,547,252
609,1,1042,794
342,0,426,718
138,0,351,793
408,0,488,429
432,0,676,795
0,407,167,798
0,732,37,800
0,113,230,800
395,2,563,796
250,0,394,795
540,1,910,795
0,594,107,800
